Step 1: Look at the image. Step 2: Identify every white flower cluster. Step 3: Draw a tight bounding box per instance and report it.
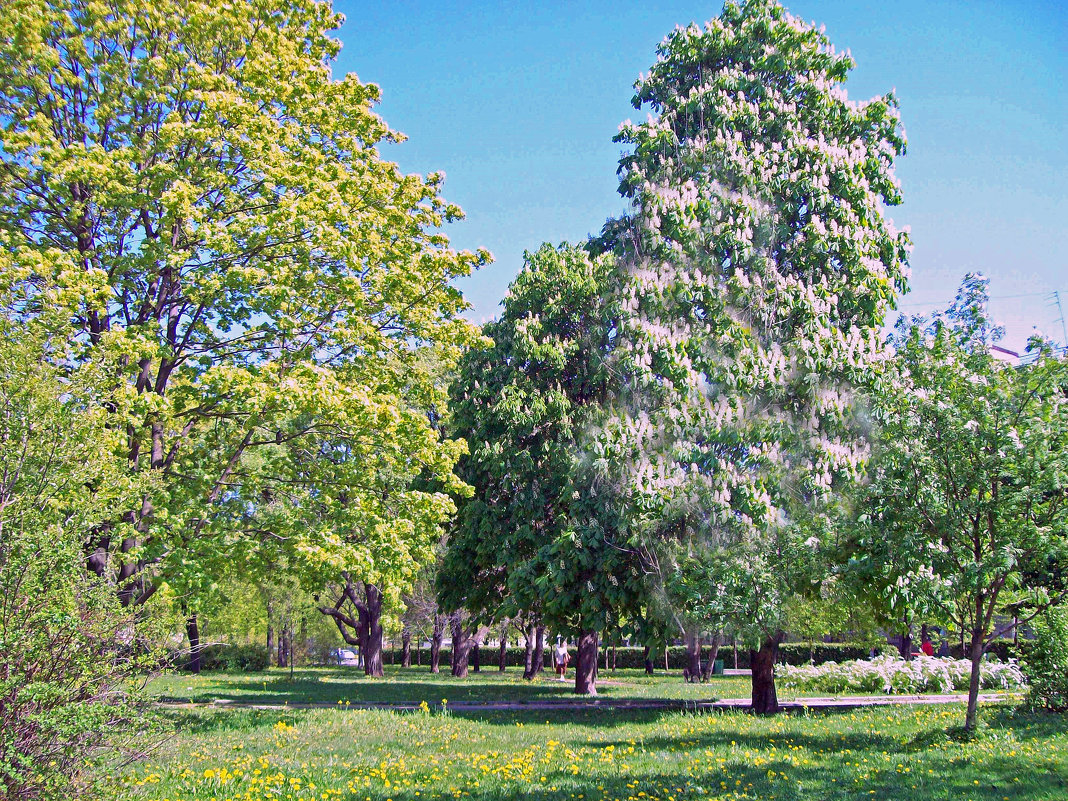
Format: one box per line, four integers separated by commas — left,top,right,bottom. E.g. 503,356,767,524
606,2,910,539
777,654,1026,695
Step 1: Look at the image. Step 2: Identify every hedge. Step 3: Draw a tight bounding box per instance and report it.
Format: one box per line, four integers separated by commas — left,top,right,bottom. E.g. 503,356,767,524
193,644,269,672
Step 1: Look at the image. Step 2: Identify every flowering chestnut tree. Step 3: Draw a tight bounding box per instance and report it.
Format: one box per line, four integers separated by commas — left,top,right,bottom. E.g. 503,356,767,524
599,0,910,712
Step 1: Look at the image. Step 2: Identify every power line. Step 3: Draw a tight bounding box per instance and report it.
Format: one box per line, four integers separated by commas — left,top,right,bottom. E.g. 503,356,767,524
895,289,1067,309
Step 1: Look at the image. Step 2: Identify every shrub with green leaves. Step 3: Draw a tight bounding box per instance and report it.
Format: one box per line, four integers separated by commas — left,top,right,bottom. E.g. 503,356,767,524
0,258,166,799
1020,608,1068,712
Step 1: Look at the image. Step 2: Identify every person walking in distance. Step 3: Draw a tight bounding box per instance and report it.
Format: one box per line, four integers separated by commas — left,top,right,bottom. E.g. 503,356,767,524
553,638,570,681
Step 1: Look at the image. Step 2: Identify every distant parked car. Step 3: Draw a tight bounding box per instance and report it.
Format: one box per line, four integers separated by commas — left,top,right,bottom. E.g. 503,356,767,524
329,648,359,666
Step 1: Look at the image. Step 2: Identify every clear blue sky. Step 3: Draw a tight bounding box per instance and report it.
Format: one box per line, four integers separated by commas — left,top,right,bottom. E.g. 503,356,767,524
333,1,1066,353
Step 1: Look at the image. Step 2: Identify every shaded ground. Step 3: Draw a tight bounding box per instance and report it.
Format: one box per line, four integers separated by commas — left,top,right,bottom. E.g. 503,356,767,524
146,665,1021,709
146,665,757,705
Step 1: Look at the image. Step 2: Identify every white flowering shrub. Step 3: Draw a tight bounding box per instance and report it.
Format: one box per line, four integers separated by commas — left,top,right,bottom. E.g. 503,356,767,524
777,654,1026,695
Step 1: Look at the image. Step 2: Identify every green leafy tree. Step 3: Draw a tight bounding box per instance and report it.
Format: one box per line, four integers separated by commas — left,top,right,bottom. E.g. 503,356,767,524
0,0,486,656
599,0,910,712
441,242,642,693
854,274,1068,732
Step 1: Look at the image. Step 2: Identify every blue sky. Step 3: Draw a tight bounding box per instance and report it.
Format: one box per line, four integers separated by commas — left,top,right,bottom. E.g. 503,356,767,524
333,1,1066,353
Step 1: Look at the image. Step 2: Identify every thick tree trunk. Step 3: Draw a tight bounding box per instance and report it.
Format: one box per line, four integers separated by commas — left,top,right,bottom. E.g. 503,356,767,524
965,632,984,732
702,632,724,681
643,644,654,675
430,615,444,674
532,625,546,674
750,636,781,714
186,614,202,674
363,584,384,677
498,636,508,671
685,628,702,679
574,629,599,695
523,625,535,679
401,628,412,667
451,616,484,678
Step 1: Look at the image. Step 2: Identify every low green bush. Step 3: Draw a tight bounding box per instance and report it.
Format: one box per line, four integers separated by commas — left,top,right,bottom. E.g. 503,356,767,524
1020,608,1068,711
195,644,270,672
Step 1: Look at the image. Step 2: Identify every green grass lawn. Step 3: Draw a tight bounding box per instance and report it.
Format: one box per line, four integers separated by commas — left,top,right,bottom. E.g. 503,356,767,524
110,702,1068,801
146,666,756,706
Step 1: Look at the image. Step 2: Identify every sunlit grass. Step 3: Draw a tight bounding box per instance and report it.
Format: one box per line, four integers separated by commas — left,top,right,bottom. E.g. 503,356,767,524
111,702,1068,800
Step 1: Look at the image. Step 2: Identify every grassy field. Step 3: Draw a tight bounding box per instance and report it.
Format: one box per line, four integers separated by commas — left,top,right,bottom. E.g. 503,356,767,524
146,666,757,706
110,701,1068,801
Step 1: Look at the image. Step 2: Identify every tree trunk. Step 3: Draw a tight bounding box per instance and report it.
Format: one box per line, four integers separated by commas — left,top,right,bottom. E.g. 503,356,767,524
277,625,289,669
523,625,535,679
702,632,724,681
401,628,412,668
430,614,444,674
498,636,508,671
685,628,702,679
363,583,384,677
732,635,738,669
965,632,984,732
532,625,546,674
451,617,477,678
643,644,654,675
664,644,669,671
574,629,599,695
610,645,617,671
898,618,913,660
472,642,481,672
266,600,274,659
186,614,202,674
750,636,781,714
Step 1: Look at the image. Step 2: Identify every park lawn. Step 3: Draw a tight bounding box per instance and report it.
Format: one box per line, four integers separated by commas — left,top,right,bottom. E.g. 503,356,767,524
146,666,757,706
110,702,1068,801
